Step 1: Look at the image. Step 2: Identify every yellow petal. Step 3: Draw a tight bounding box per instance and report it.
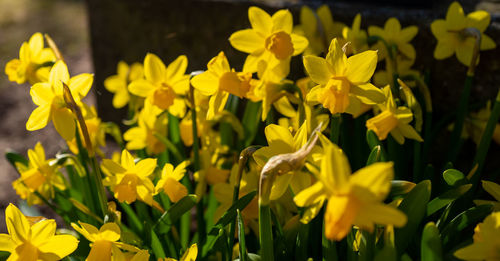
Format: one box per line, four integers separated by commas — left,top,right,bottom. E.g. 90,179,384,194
99,223,121,242
29,33,44,54
37,234,78,260
321,143,350,192
144,53,167,84
164,177,188,203
368,26,385,38
358,203,407,227
172,161,190,181
68,73,94,98
294,181,326,207
351,162,394,200
480,34,496,50
384,18,401,37
30,219,56,246
434,39,455,60
271,9,293,34
0,234,14,252
430,19,447,39
242,52,263,73
466,10,490,32
52,107,75,141
19,42,30,63
128,79,156,97
30,83,53,106
5,204,30,243
134,158,157,178
229,29,265,54
269,173,293,200
326,38,347,75
445,2,466,31
351,83,385,105
303,56,331,85
207,91,229,120
481,180,500,201
399,26,418,42
112,90,129,109
248,6,272,36
123,127,147,150
390,127,405,144
102,159,126,174
181,243,198,261
121,149,136,170
49,61,70,89
398,43,416,60
88,240,112,261
191,72,218,95
264,124,294,149
291,34,309,55
26,105,51,131
346,50,377,84
395,107,413,124
166,55,188,83
454,243,491,260
324,196,355,240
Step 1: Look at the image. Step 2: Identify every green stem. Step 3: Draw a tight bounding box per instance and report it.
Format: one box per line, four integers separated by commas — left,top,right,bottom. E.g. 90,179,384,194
259,204,274,261
448,75,474,163
330,114,341,144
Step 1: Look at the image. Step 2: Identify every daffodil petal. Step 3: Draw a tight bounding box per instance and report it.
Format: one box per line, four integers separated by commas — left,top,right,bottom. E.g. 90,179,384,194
434,40,455,60
144,53,166,84
346,50,377,84
351,83,385,105
134,158,157,178
445,2,466,31
399,26,418,42
5,204,30,243
26,105,51,131
264,124,294,148
0,234,14,252
359,203,407,227
37,234,78,260
294,181,326,207
291,34,309,55
191,71,219,96
30,220,56,246
271,9,293,34
270,173,293,200
128,79,156,97
166,55,188,83
49,61,70,88
68,73,94,98
229,29,265,54
466,10,490,32
303,55,331,85
30,83,53,106
480,34,496,50
326,38,347,75
351,162,394,200
52,107,75,141
248,6,272,35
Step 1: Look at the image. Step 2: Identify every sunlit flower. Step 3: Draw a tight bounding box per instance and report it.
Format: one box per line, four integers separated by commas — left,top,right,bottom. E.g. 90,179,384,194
294,142,407,240
229,6,308,78
5,32,56,84
12,142,65,205
454,212,500,261
431,1,496,66
104,61,144,109
26,60,94,140
342,14,369,55
71,221,140,261
304,38,385,115
155,161,190,203
366,86,423,144
368,17,418,61
0,204,78,260
159,243,197,261
128,53,188,116
474,180,500,211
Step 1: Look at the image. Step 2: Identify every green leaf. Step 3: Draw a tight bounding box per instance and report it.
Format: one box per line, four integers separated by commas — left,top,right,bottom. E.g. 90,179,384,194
395,180,431,255
441,204,493,250
421,222,442,261
5,151,28,168
389,180,416,198
237,209,248,261
374,243,397,261
155,195,197,234
442,169,468,187
366,145,381,165
426,184,472,216
103,122,123,147
366,130,381,150
242,101,262,147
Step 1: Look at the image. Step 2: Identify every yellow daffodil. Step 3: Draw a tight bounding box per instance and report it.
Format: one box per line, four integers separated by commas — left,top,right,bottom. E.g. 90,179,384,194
5,32,56,84
123,101,168,155
114,249,150,261
293,5,345,56
128,53,188,116
304,38,385,115
454,212,500,260
229,6,308,78
160,243,197,261
368,17,418,61
366,86,423,144
104,61,144,109
155,161,190,203
67,104,106,156
194,147,231,199
431,1,496,66
0,204,78,260
101,149,159,207
342,14,369,55
191,51,257,119
474,180,500,211
294,142,407,240
458,101,500,146
253,122,314,200
26,60,94,141
71,221,140,261
12,142,65,205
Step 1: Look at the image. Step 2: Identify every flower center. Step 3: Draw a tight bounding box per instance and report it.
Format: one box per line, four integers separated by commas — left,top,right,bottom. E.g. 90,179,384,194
366,110,399,140
115,174,139,203
265,31,294,60
319,77,351,114
219,71,251,98
151,84,175,110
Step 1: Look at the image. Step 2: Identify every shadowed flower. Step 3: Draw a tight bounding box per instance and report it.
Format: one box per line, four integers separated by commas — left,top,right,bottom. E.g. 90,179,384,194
454,212,500,260
104,61,144,109
155,161,190,203
368,17,418,61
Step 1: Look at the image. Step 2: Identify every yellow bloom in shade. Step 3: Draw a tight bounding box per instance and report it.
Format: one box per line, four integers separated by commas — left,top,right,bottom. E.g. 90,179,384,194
253,122,314,200
12,142,65,205
104,61,144,109
191,51,257,119
101,149,159,207
431,1,496,66
155,161,190,203
229,6,308,78
458,101,500,146
373,57,420,87
454,212,500,261
0,204,78,261
123,101,167,155
366,86,423,144
71,221,141,261
304,38,385,115
294,142,407,240
5,32,56,84
342,14,369,55
474,180,500,211
128,53,188,116
160,243,197,261
26,60,94,141
368,17,418,61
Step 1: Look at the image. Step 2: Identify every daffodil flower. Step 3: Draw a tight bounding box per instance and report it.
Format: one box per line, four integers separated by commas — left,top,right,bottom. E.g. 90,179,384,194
159,244,197,261
368,17,418,61
294,142,407,240
26,60,94,141
191,51,257,119
342,14,369,55
454,101,500,146
104,61,144,109
101,149,158,207
431,1,496,66
128,53,188,116
366,86,423,144
474,180,500,211
5,32,56,84
12,142,65,205
304,38,385,115
229,6,308,78
155,161,190,203
454,212,500,260
71,221,140,261
0,204,78,260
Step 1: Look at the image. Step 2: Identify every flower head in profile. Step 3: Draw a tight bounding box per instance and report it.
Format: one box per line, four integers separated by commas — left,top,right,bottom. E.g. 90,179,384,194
342,14,369,55
71,221,141,261
104,61,144,109
155,161,190,203
0,204,78,261
5,32,56,84
191,51,257,119
128,53,188,116
368,17,418,61
366,85,423,144
454,212,500,261
12,142,65,205
294,142,407,240
431,1,496,66
159,243,198,261
26,60,94,140
229,6,308,78
304,38,385,115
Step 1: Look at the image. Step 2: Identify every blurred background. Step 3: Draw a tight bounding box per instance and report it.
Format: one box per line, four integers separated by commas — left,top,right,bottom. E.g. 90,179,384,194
0,0,499,232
